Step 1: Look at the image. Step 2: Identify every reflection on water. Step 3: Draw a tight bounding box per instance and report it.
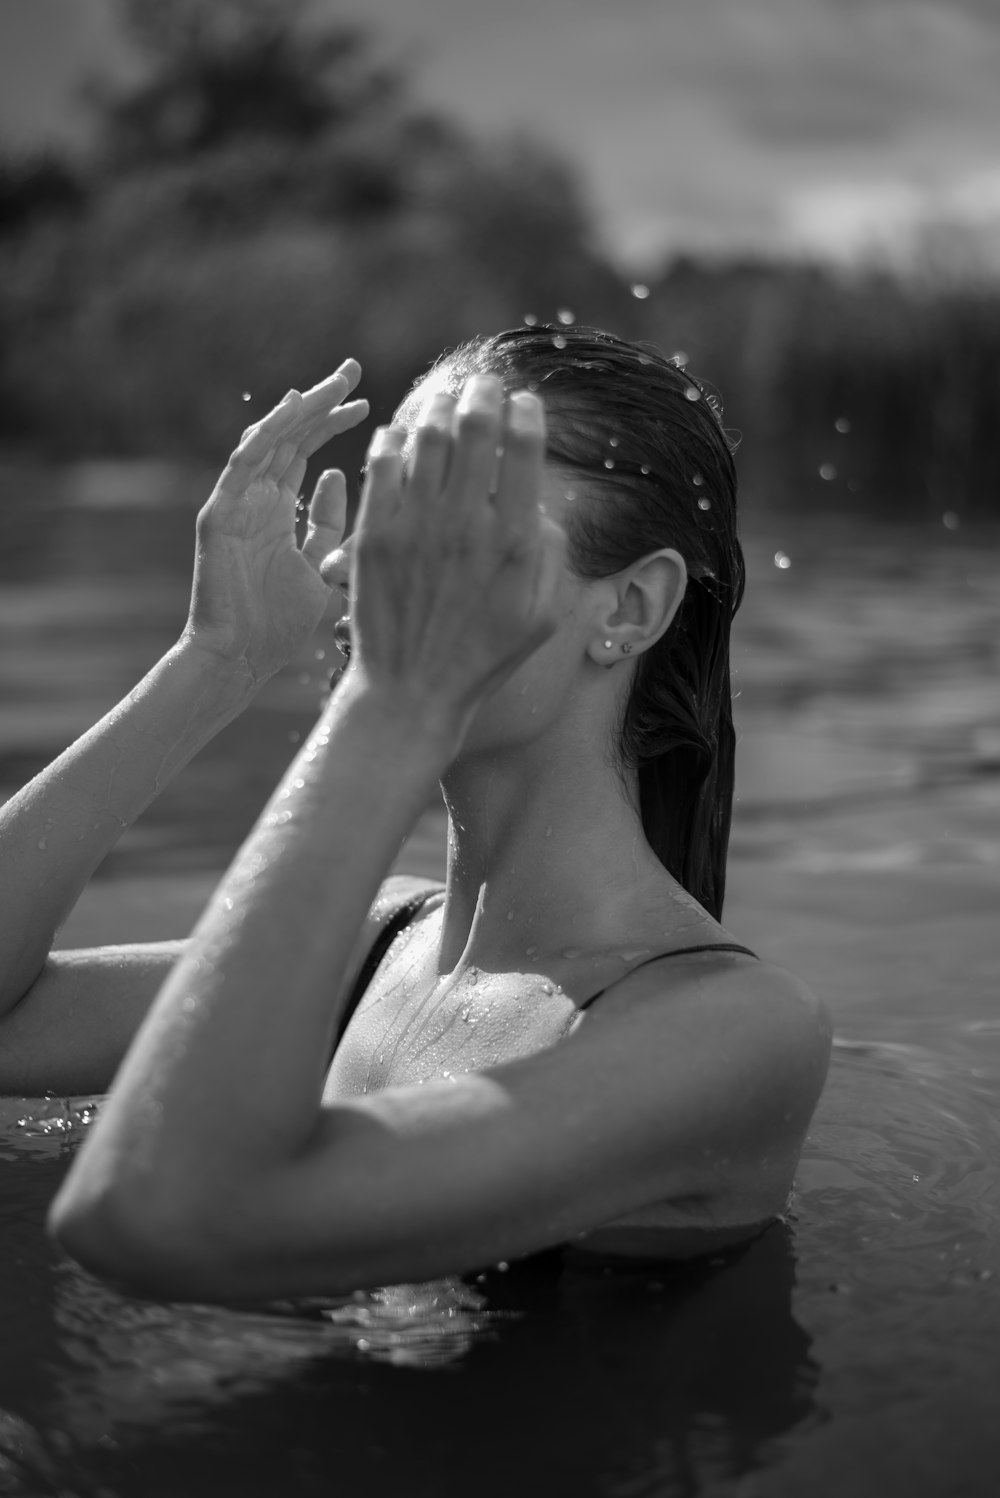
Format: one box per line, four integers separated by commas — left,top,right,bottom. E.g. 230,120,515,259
1,1102,818,1498
2,467,1000,1496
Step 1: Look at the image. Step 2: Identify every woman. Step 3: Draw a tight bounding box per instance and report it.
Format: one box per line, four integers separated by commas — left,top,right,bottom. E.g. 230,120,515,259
1,327,830,1302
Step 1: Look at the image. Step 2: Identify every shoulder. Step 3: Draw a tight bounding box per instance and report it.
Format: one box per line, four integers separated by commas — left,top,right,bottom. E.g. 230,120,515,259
574,952,832,1158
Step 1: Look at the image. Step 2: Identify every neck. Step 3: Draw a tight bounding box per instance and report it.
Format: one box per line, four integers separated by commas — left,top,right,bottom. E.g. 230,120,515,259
436,726,673,974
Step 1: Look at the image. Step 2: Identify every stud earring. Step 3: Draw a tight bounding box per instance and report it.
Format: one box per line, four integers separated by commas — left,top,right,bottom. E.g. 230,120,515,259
603,640,613,649
622,642,633,654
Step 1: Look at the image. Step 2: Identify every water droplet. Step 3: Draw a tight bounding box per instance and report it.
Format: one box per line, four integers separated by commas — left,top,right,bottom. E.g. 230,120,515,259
357,1337,371,1351
942,511,960,531
526,945,537,958
630,283,650,300
288,730,301,744
556,309,575,325
692,472,704,486
564,488,578,502
552,335,567,351
468,966,480,985
697,496,712,511
608,436,620,448
671,351,688,367
292,778,306,789
834,416,851,434
523,313,538,326
506,909,515,921
241,391,252,402
639,465,650,476
684,386,700,402
223,896,235,911
314,647,326,661
36,839,46,850
527,381,540,392
562,947,583,959
819,463,837,481
496,1260,510,1272
774,551,791,570
603,458,615,470
442,1070,451,1079
542,982,554,995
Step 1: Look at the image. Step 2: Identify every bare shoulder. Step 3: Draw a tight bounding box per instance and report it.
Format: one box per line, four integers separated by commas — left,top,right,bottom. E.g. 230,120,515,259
572,951,832,1164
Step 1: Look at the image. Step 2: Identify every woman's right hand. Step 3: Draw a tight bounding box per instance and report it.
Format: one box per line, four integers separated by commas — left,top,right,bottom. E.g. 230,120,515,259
182,362,368,685
341,376,567,737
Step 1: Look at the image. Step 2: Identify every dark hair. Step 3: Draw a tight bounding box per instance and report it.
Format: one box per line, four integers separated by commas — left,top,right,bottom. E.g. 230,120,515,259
404,325,745,920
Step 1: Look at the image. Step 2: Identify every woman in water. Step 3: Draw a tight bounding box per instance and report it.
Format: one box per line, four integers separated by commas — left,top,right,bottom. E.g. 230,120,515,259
0,327,830,1301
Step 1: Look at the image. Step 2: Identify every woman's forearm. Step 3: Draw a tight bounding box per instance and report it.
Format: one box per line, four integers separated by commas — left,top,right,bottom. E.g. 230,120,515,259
65,670,454,1198
0,639,258,1011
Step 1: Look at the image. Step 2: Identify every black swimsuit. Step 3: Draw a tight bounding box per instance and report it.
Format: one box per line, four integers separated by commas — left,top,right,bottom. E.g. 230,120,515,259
333,887,758,1051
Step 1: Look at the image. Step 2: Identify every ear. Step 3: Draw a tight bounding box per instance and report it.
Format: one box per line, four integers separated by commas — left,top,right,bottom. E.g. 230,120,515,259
584,549,688,666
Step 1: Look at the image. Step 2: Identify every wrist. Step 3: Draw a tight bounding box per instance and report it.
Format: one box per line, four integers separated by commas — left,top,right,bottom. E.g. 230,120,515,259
170,633,265,709
327,666,466,769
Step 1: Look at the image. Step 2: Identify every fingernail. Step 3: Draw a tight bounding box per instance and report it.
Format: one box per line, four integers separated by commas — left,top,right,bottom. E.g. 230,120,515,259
457,374,502,411
509,390,543,428
369,425,405,456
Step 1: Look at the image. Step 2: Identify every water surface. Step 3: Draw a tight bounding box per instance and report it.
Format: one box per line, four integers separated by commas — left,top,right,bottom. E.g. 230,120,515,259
1,469,998,1496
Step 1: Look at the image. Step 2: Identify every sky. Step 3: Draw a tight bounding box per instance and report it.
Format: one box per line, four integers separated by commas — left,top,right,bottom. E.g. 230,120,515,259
2,0,1000,271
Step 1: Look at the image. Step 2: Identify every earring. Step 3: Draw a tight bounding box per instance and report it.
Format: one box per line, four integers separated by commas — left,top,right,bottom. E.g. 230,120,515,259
603,640,613,649
622,642,633,654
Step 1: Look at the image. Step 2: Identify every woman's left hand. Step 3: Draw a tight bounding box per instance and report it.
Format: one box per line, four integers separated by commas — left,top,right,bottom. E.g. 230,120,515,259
182,362,368,684
341,377,567,738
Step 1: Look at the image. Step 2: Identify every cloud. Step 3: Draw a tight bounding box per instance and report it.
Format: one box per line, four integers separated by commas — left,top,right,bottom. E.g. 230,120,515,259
3,0,1000,268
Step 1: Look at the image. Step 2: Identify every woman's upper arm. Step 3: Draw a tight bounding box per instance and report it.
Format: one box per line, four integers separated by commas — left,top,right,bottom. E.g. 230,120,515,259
0,874,440,1100
101,960,829,1300
0,941,187,1097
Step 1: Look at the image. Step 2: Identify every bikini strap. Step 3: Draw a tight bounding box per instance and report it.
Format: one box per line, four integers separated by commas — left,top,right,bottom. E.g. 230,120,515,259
578,942,759,1013
332,886,442,1052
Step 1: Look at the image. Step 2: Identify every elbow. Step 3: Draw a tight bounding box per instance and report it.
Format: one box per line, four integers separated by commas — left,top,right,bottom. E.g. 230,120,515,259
47,1182,235,1303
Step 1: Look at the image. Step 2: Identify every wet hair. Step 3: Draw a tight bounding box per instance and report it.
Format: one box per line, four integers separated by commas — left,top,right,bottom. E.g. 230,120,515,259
403,325,744,920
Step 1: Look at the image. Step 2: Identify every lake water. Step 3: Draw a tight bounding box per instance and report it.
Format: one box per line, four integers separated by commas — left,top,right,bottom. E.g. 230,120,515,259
1,465,999,1497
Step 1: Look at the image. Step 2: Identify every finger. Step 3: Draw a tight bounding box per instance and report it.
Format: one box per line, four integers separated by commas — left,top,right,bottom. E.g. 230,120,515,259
296,399,370,458
283,455,308,501
301,358,362,405
267,437,301,489
493,391,547,549
355,426,407,536
302,470,347,568
278,360,362,445
219,389,304,492
443,375,504,522
404,391,456,511
263,402,370,497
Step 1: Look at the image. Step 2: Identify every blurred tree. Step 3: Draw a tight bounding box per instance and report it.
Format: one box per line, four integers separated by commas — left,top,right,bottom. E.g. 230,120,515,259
0,153,86,236
90,0,401,167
